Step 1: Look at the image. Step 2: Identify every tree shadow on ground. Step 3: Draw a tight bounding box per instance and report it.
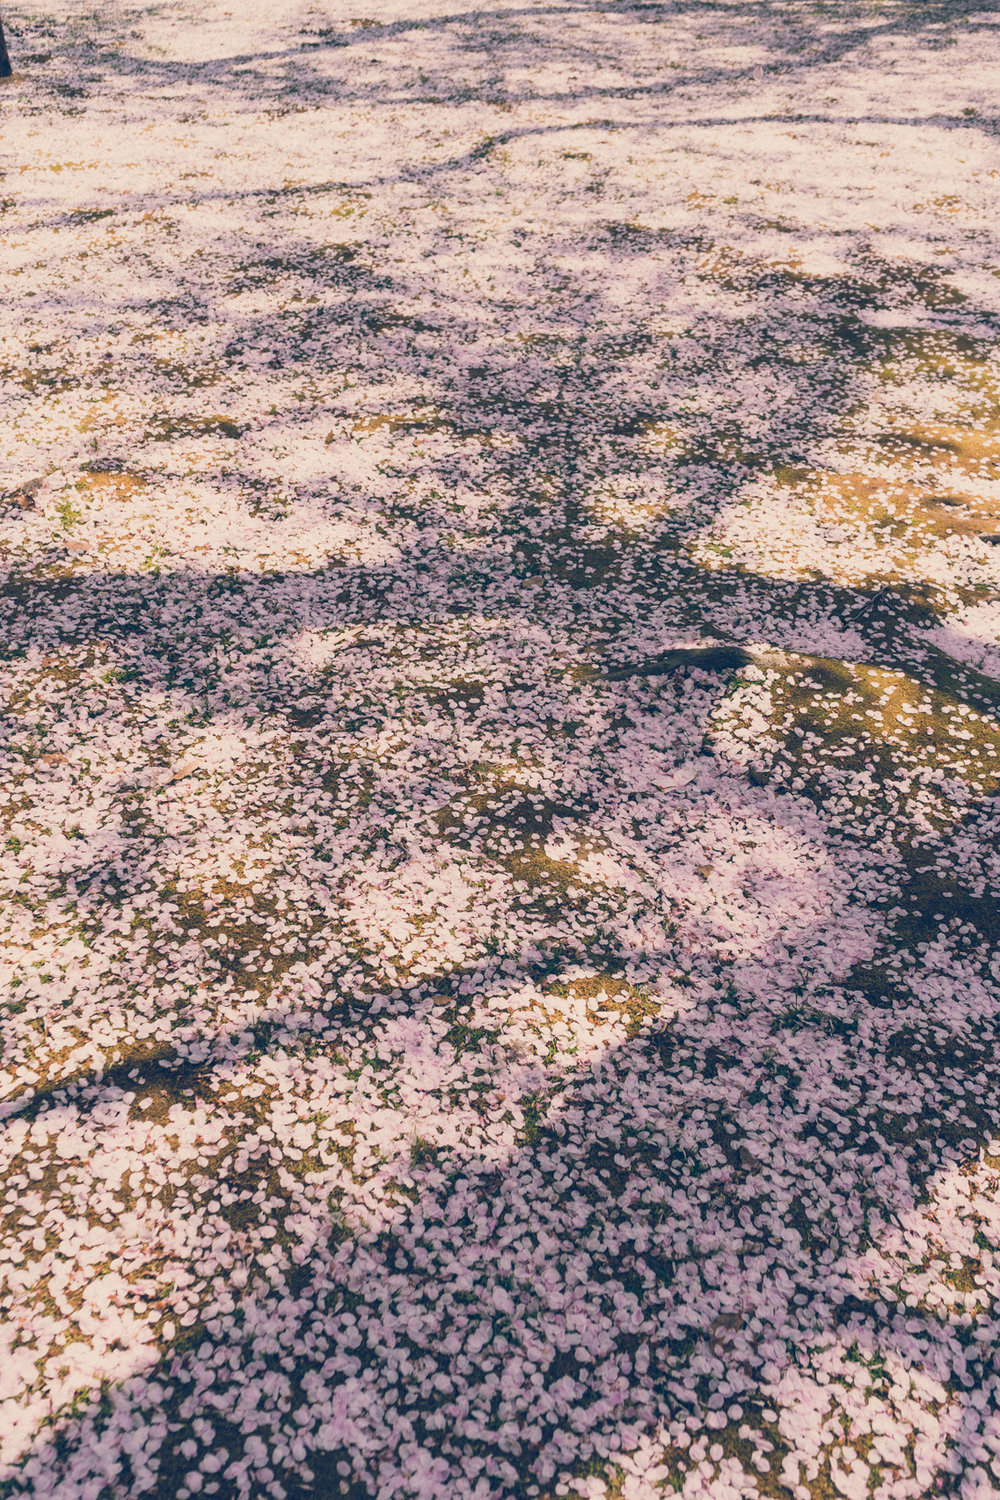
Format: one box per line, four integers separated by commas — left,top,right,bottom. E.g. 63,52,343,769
11,0,1000,121
3,618,1000,1494
2,0,1000,1493
5,813,1000,1497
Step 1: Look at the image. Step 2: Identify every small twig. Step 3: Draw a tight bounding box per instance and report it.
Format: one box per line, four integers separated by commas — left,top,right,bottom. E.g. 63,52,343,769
605,645,756,680
0,11,12,79
849,586,892,622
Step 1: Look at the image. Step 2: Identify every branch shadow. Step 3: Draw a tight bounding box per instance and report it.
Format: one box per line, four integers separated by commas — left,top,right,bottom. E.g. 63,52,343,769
2,0,1000,1492
3,627,1000,1494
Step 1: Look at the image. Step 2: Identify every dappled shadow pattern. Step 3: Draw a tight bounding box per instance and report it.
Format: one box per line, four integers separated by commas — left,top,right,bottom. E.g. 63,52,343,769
3,0,1000,1495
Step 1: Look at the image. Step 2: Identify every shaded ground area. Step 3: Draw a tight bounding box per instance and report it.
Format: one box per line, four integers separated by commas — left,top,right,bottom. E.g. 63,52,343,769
2,1,1000,1497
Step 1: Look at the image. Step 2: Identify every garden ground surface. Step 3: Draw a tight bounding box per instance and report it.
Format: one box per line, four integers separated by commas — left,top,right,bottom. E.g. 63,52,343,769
2,2,1000,1497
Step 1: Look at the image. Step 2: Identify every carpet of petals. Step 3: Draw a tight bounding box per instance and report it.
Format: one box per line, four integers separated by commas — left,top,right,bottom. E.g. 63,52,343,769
2,1,1000,1497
